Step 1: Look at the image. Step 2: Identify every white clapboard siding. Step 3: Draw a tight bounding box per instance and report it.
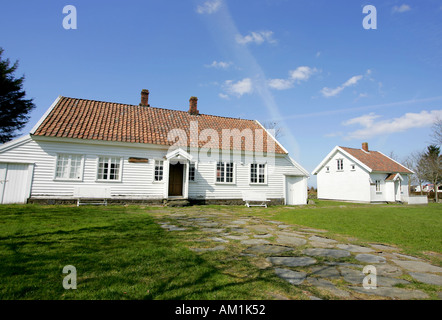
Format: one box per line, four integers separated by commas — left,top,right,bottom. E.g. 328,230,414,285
188,155,305,199
0,138,168,199
0,136,307,201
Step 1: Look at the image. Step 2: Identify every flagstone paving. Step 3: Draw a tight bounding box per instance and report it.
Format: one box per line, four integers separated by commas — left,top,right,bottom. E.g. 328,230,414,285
155,211,441,300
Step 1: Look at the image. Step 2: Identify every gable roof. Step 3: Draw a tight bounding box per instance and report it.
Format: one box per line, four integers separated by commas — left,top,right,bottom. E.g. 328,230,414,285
31,96,286,154
312,145,413,175
385,173,403,181
339,147,413,174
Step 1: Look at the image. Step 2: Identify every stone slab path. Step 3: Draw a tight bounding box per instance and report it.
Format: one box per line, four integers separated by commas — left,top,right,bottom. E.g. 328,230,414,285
155,211,441,300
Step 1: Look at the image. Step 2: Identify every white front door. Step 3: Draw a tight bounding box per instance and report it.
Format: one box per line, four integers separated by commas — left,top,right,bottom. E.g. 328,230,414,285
286,176,306,205
0,163,31,204
395,180,402,201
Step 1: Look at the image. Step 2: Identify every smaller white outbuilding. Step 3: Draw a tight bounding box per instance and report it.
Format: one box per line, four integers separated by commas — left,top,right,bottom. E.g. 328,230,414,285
312,143,414,203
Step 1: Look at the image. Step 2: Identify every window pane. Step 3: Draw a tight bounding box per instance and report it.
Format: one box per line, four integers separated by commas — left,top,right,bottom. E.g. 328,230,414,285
189,163,195,181
226,163,233,183
259,164,265,183
56,155,69,179
155,160,163,181
216,162,224,182
337,159,343,170
250,163,257,183
56,154,83,180
97,157,121,180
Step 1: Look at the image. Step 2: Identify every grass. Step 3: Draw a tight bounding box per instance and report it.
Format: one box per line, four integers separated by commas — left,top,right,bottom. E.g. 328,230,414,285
0,202,440,299
266,202,442,261
0,205,304,300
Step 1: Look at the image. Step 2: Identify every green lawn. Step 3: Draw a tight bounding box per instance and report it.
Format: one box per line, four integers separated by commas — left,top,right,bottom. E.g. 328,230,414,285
267,202,442,261
0,202,440,300
0,205,304,300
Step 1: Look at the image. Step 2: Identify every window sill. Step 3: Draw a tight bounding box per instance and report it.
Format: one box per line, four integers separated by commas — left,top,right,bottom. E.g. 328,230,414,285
152,180,165,184
215,182,236,185
54,179,83,182
249,183,268,186
95,180,122,183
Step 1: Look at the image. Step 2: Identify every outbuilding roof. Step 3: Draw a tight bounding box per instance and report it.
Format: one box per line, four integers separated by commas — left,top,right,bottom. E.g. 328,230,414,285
339,146,412,174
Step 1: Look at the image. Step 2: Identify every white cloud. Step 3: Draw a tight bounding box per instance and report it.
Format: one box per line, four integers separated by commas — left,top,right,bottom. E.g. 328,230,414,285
196,0,222,14
268,78,294,90
268,66,317,90
218,93,229,99
290,66,316,82
206,60,232,69
392,4,411,13
343,110,442,139
223,78,253,97
343,112,381,127
321,75,363,97
235,31,276,45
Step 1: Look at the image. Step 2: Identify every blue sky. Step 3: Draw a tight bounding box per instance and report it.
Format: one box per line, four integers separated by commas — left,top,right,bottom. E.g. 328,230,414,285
1,0,441,186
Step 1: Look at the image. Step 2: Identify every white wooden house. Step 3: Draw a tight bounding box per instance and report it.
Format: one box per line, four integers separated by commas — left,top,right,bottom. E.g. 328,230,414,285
312,143,413,203
0,90,309,205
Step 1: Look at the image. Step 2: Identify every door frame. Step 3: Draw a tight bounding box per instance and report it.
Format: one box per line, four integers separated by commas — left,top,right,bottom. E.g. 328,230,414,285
168,162,185,197
164,148,193,199
0,162,34,204
284,174,307,205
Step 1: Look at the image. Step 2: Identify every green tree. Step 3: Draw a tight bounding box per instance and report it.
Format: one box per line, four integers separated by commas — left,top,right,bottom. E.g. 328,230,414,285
0,48,35,143
420,145,442,202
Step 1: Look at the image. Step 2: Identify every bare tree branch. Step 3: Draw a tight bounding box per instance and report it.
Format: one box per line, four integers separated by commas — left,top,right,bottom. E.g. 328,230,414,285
261,121,285,140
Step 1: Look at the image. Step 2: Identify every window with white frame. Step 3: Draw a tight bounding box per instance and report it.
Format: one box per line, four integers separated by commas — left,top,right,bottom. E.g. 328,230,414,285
97,156,122,181
350,164,356,171
337,159,344,171
375,180,381,192
325,166,330,173
189,162,196,182
250,163,266,184
216,162,234,183
55,154,83,180
154,160,164,182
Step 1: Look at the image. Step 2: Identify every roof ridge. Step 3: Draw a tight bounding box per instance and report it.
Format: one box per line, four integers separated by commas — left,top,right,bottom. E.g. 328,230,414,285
60,96,254,122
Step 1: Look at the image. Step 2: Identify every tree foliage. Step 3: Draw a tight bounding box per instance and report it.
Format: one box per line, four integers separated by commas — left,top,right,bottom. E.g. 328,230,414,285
0,48,35,143
419,145,442,201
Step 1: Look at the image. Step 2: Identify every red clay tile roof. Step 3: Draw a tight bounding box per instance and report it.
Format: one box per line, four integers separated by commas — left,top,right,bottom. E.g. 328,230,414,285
385,173,400,181
32,96,286,154
340,146,412,174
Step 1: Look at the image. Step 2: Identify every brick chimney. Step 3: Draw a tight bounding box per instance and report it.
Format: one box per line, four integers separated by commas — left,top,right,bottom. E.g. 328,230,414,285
140,89,150,107
188,96,199,115
362,142,369,152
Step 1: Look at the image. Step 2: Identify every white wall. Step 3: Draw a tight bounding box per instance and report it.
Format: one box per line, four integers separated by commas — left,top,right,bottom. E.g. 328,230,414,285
316,151,371,202
188,152,306,201
408,195,428,205
370,173,389,202
0,137,307,202
0,138,168,199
